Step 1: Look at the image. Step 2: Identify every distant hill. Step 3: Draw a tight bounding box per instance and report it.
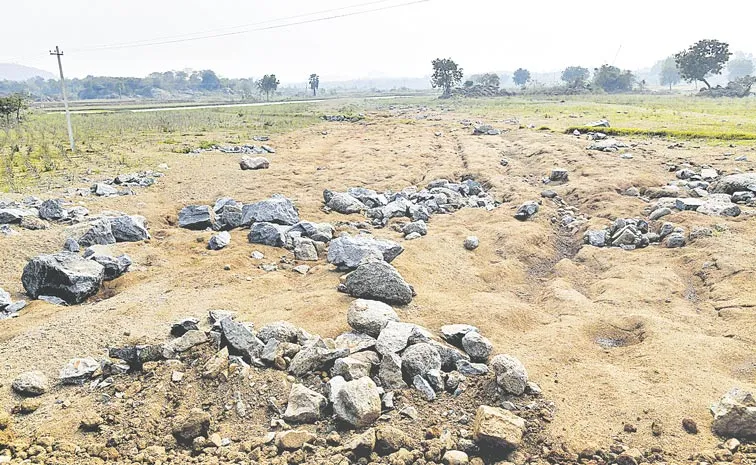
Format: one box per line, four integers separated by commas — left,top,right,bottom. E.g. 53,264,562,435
0,63,55,81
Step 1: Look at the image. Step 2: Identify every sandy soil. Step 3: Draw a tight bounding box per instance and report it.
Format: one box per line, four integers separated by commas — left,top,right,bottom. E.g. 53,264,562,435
1,105,755,460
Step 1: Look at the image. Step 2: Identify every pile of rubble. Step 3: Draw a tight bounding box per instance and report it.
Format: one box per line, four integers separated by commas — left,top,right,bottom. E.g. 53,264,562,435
6,300,551,464
90,171,163,197
179,195,416,304
450,85,514,98
0,198,91,234
584,218,687,250
191,144,276,155
323,178,497,231
322,115,364,123
643,168,755,219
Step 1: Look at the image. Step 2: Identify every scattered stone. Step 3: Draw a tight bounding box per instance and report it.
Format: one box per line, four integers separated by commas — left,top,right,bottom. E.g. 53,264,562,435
77,219,116,247
456,359,489,376
288,345,349,377
283,383,327,423
92,183,118,196
11,371,49,396
241,194,300,226
379,353,407,390
240,156,270,170
682,418,698,434
292,264,310,275
91,254,132,280
257,321,299,344
461,331,493,362
549,168,568,183
63,237,80,252
402,220,428,237
293,238,319,261
443,450,470,465
335,331,377,353
413,375,436,401
59,357,100,384
208,231,231,250
172,409,211,446
332,357,371,381
342,261,413,305
326,192,368,214
327,234,404,269
710,388,756,440
649,208,672,220
514,201,539,221
275,430,316,450
179,206,214,230
490,354,528,395
248,222,287,247
38,199,66,221
440,325,479,345
463,236,479,250
22,252,105,304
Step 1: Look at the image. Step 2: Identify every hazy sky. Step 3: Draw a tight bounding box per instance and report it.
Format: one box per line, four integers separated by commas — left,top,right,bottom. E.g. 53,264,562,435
2,0,754,82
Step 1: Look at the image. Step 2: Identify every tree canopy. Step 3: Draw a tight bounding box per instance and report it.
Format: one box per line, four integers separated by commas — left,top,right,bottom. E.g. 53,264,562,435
593,65,635,93
256,74,280,101
512,68,531,86
675,39,731,89
430,58,463,97
0,93,28,126
472,73,500,88
308,74,320,96
659,57,681,90
561,66,590,87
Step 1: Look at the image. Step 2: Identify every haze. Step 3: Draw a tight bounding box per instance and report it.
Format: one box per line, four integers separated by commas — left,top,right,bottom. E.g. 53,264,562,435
3,0,755,81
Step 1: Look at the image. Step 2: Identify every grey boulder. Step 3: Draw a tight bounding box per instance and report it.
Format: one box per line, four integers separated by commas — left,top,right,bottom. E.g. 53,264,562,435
342,261,413,305
490,354,529,395
710,388,756,440
241,194,299,226
326,192,367,214
248,222,288,247
283,383,327,424
327,234,404,270
109,215,150,242
11,371,49,396
461,331,493,362
77,220,116,247
333,377,382,428
208,231,231,250
91,254,132,281
22,252,105,304
347,299,400,337
178,205,214,230
514,201,539,221
240,156,270,170
401,343,442,380
38,199,67,221
710,173,756,195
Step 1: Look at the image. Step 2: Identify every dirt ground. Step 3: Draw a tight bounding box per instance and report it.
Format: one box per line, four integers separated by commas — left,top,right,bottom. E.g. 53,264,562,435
1,104,755,461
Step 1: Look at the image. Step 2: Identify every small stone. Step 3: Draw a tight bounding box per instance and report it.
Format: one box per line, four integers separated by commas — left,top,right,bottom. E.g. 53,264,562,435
472,405,526,450
443,450,470,465
456,359,489,376
208,231,231,250
172,409,211,446
514,201,539,221
333,377,381,428
413,375,436,401
490,354,528,395
240,156,270,170
681,418,698,434
275,430,316,450
401,343,442,379
651,420,663,436
463,236,479,250
461,331,492,362
283,383,327,424
79,412,104,432
171,371,184,383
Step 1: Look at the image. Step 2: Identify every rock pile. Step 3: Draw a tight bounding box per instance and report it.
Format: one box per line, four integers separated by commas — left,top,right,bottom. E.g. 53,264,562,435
587,138,629,152
322,114,364,122
0,198,90,233
91,171,163,196
323,178,497,229
584,218,687,250
192,144,276,155
472,124,502,136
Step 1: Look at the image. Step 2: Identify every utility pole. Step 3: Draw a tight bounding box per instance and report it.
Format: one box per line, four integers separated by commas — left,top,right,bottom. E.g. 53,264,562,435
50,46,75,151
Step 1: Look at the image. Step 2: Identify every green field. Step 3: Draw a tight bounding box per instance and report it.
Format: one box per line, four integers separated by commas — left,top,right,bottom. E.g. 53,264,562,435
2,94,755,193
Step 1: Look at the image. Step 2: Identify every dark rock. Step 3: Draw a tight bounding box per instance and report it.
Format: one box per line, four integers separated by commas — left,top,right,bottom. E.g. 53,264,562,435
514,201,539,221
109,215,150,242
171,318,200,337
38,199,66,221
208,231,231,250
63,238,80,252
220,318,264,365
401,343,442,380
241,194,299,226
248,222,287,247
22,252,105,304
172,409,211,446
178,205,214,230
91,254,132,280
77,220,116,247
343,261,413,305
327,234,404,270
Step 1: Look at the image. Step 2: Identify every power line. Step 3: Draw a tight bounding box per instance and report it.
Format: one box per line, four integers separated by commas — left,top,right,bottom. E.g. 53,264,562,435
68,0,400,53
71,0,431,53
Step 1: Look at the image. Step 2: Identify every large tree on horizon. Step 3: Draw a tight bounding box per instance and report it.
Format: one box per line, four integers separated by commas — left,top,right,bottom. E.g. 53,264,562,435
256,74,280,101
430,58,463,97
308,74,320,96
675,39,731,89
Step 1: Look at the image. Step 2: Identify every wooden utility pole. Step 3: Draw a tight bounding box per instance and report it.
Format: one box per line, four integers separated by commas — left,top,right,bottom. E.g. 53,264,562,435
50,46,75,151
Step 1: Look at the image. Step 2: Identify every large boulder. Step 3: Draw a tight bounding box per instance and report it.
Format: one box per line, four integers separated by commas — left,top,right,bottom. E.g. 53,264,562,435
214,204,243,231
77,220,116,247
240,156,270,170
333,377,382,428
219,318,264,364
401,343,441,380
38,199,67,221
710,388,756,440
22,252,105,304
343,261,413,305
178,205,214,230
11,371,49,396
710,173,756,195
376,321,429,355
472,405,526,450
109,215,150,242
288,344,349,377
490,354,528,395
326,192,367,214
327,235,404,270
248,222,288,247
283,383,327,424
461,331,493,362
241,194,299,226
0,208,27,224
347,299,400,337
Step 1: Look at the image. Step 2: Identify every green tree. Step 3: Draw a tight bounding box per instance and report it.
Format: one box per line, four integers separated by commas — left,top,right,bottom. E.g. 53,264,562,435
561,66,590,87
256,74,280,101
430,58,463,97
308,74,320,96
675,39,731,89
659,57,681,90
727,58,754,81
477,72,500,87
200,70,221,91
512,68,531,86
593,65,635,93
0,93,28,126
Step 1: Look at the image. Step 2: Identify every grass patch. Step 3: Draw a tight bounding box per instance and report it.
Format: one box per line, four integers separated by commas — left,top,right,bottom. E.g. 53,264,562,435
565,126,756,140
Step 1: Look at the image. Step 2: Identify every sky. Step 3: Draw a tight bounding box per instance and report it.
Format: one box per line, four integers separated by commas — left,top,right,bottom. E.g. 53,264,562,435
1,0,754,82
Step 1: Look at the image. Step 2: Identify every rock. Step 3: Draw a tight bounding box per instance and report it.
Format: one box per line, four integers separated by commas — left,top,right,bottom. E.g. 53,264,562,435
275,430,316,450
335,331,377,353
710,173,756,194
413,375,436,401
257,321,299,344
440,325,479,346
208,231,231,250
107,215,150,242
214,204,243,231
63,237,80,252
375,426,414,454
343,261,413,305
514,201,539,221
402,343,442,380
402,220,428,237
443,450,470,465
220,318,263,364
675,198,705,211
343,428,376,456
472,405,526,450
79,412,104,432
326,192,367,214
91,254,132,280
682,418,698,434
293,238,319,261
288,345,349,377
732,191,755,203
490,355,528,395
347,299,400,337
710,388,756,440
379,353,407,389
431,340,470,371
248,222,288,247
59,357,100,384
240,156,270,170
549,169,568,183
426,368,444,392
333,377,382,428
461,331,493,362
456,359,489,376
583,230,607,247
172,409,211,446
163,330,208,358
38,199,66,221
171,318,200,337
20,216,48,230
332,357,371,381
649,208,672,220
327,234,404,269
541,189,558,199
77,219,116,247
0,208,27,224
293,264,310,274
179,205,214,230
663,232,686,248
376,321,425,355
11,371,49,396
0,288,10,309
22,252,105,304
241,194,299,226
698,195,741,217
446,371,466,391
92,183,118,196
288,221,334,242
463,236,479,250
202,347,229,379
283,384,327,423
724,438,741,452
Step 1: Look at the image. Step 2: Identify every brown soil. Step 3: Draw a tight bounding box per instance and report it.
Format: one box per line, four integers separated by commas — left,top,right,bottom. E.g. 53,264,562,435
1,106,755,462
